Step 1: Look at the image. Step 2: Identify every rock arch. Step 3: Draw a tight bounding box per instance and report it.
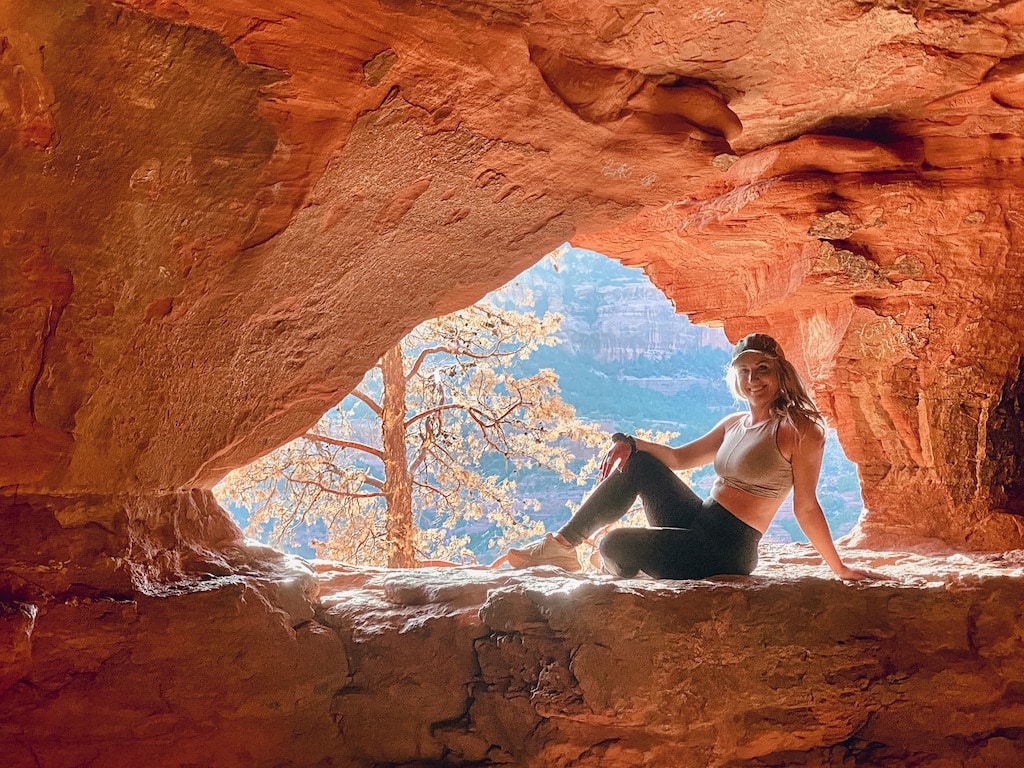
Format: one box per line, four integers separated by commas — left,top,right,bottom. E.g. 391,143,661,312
3,2,1024,763
3,0,1022,550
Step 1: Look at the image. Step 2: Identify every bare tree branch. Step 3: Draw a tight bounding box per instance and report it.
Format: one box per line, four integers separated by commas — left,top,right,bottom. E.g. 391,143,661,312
284,473,385,499
408,436,434,477
405,343,523,382
404,395,523,431
405,345,453,382
412,478,447,497
303,433,384,460
405,402,471,428
360,474,386,490
349,388,383,416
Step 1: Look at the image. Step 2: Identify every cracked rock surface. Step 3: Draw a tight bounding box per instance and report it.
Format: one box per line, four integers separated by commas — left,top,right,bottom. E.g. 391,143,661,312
314,550,1024,767
4,548,1024,767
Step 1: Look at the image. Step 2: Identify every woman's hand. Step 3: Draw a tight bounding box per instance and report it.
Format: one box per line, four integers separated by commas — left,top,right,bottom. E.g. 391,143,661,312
833,564,885,581
598,440,634,480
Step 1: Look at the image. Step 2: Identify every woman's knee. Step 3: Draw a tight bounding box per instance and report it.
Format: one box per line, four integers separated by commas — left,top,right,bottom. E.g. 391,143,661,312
625,450,661,474
623,450,677,485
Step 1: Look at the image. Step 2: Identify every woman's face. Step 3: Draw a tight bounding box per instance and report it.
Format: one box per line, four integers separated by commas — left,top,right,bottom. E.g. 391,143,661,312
732,354,781,407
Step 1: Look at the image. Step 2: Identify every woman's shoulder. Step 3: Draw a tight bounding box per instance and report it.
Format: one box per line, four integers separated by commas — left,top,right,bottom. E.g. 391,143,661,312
777,411,825,446
719,412,747,430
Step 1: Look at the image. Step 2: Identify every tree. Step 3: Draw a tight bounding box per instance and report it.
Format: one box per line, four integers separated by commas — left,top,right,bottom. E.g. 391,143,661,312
217,297,606,567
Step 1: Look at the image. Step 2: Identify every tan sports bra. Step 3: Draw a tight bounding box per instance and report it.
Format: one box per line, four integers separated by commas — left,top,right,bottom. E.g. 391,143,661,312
713,415,793,499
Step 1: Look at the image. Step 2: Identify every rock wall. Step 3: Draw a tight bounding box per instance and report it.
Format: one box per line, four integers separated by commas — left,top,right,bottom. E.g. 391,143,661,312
3,1,1024,765
3,0,1022,545
316,559,1024,768
578,133,1024,549
5,555,1024,767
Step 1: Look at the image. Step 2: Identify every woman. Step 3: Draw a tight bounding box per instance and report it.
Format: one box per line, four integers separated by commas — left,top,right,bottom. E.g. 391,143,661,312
507,333,874,581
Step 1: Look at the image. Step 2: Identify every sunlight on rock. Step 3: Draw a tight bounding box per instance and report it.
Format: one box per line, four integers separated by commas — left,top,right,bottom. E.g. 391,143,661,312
304,550,1024,765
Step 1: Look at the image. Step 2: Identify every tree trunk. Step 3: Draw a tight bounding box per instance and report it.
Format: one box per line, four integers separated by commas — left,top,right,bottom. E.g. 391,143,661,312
380,344,417,568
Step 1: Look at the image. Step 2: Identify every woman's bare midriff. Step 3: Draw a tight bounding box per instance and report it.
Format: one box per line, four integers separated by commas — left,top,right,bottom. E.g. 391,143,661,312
710,481,786,534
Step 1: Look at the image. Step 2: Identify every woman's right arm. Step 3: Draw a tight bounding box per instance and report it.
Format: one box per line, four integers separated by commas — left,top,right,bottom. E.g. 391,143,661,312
634,414,741,471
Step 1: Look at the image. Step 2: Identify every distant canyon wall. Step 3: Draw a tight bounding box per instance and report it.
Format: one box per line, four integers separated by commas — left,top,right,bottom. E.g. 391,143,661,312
535,257,732,363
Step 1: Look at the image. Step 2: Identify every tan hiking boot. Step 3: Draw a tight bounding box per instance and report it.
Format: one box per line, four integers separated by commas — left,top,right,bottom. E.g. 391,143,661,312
507,534,582,572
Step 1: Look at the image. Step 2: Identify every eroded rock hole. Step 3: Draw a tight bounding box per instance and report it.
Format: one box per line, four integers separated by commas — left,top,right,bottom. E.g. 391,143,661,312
216,248,864,568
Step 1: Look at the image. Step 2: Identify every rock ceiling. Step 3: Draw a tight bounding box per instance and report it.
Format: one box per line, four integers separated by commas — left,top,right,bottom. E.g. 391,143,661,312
2,0,1024,549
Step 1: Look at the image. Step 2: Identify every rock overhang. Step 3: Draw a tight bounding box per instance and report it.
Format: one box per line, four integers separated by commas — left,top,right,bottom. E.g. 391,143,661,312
3,0,1023,547
2,2,1024,760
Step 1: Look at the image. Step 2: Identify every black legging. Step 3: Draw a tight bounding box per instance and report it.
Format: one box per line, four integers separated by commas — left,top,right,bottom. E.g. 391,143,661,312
557,451,763,579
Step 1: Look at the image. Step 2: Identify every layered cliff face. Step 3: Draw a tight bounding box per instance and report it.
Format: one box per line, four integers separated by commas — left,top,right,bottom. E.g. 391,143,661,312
3,1,1024,765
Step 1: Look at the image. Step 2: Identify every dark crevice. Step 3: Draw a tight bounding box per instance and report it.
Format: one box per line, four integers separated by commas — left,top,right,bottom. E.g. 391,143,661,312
527,44,740,145
25,266,73,429
988,353,1024,516
774,114,926,165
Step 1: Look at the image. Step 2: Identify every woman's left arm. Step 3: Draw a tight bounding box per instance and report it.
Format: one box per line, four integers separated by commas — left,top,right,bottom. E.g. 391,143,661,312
790,422,876,581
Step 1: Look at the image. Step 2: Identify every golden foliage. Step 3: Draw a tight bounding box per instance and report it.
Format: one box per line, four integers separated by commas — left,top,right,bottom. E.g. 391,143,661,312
216,298,606,566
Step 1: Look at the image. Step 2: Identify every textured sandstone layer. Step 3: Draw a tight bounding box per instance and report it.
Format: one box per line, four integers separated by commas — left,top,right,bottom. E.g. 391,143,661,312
0,492,349,766
3,551,1024,767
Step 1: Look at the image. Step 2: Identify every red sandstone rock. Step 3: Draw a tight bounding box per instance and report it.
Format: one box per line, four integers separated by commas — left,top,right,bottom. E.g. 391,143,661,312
319,553,1024,767
3,0,1022,546
7,553,1023,767
3,1,1024,765
1,576,348,768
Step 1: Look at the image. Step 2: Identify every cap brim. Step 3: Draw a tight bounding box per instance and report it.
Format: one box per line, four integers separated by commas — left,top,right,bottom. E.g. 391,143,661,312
732,349,776,362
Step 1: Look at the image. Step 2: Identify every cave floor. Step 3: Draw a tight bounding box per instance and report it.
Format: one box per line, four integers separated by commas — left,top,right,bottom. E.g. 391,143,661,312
305,543,1024,767
313,542,1024,597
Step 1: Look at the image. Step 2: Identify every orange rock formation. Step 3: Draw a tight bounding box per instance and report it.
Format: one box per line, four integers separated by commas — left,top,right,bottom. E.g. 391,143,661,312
2,0,1024,765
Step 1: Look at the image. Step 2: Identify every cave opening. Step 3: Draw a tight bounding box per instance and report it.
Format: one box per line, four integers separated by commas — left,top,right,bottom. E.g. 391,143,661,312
215,246,864,568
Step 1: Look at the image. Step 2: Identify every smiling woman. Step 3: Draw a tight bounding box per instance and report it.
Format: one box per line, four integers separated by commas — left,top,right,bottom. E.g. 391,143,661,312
508,333,880,582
